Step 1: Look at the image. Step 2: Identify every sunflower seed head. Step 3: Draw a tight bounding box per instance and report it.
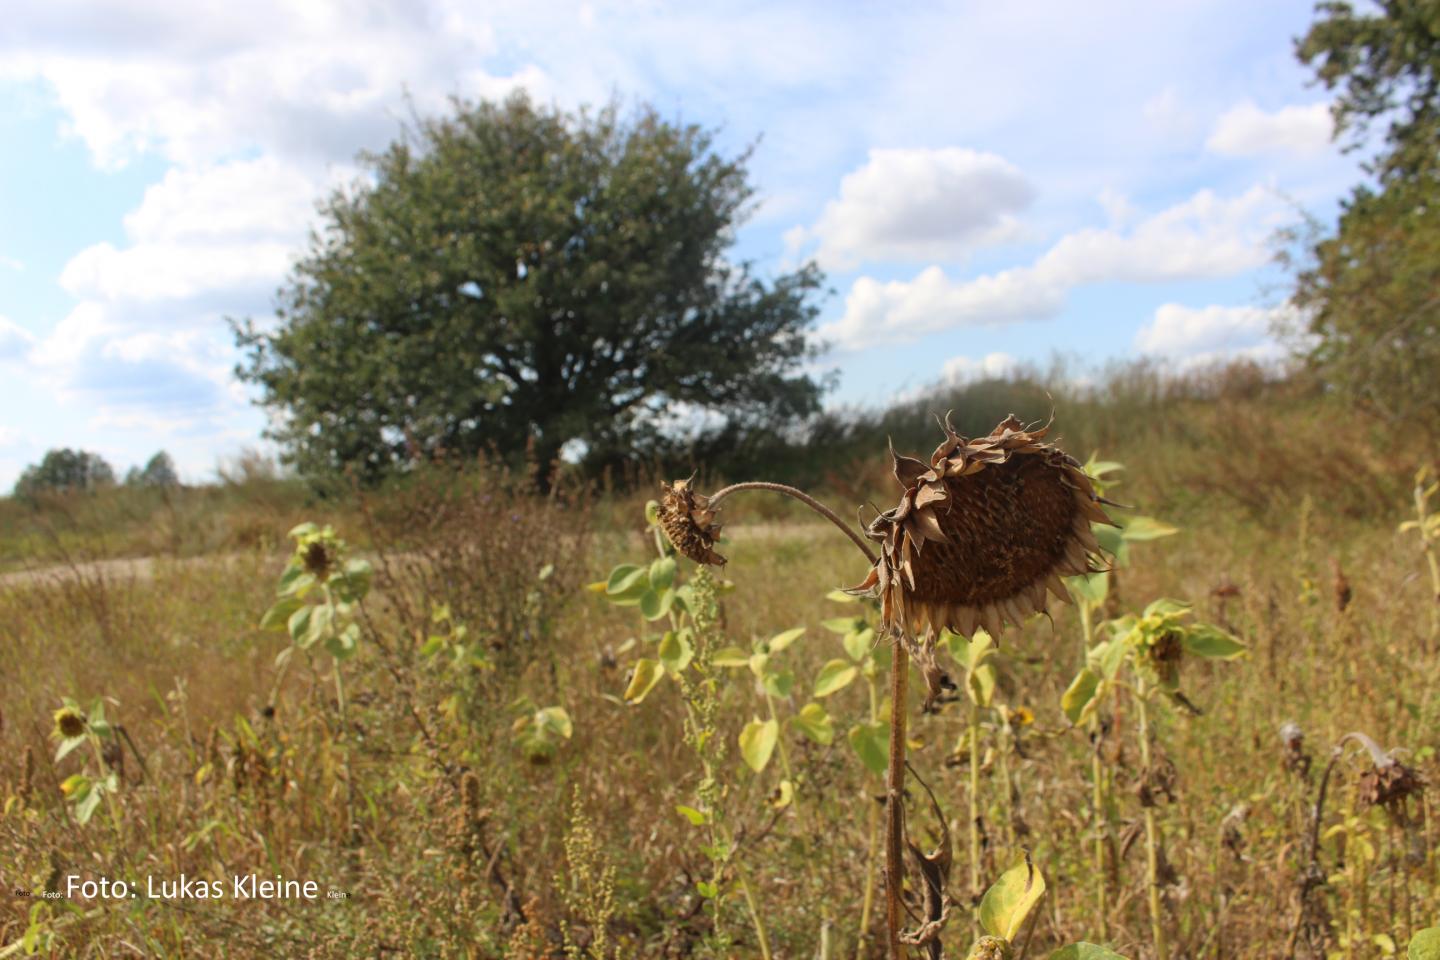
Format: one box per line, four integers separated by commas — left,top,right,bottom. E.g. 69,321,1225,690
657,479,726,566
849,413,1113,639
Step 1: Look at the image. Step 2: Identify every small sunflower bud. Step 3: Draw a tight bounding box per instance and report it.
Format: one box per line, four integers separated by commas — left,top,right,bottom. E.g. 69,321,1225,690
302,540,333,578
53,706,87,739
967,935,1013,960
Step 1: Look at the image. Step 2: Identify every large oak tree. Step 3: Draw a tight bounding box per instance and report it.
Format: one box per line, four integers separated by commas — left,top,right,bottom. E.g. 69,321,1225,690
234,94,826,485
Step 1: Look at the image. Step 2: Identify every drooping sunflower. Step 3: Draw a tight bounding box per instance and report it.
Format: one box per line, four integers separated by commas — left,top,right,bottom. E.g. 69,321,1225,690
656,478,727,567
848,413,1114,640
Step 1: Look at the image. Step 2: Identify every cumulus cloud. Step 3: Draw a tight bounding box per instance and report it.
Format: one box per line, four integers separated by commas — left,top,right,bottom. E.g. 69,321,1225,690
28,155,331,427
941,352,1018,383
1133,301,1299,366
1206,101,1333,157
789,148,1033,269
0,316,35,360
819,185,1285,351
1,2,541,170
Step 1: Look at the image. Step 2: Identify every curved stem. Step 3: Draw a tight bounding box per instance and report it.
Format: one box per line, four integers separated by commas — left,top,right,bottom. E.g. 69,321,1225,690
707,481,877,565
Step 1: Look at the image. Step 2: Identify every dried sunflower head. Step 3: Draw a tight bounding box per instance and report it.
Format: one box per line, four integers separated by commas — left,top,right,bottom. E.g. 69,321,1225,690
657,478,726,566
849,413,1113,639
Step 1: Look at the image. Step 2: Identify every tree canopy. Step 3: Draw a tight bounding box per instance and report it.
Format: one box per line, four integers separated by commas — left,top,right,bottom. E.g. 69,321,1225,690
124,451,180,488
1289,0,1440,433
14,448,116,499
234,94,826,485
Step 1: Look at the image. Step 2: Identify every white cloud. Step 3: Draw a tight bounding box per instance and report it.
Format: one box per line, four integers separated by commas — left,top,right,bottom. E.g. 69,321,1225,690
29,155,330,425
1,2,541,170
1134,301,1299,366
0,316,35,360
1141,86,1198,139
941,352,1018,383
820,185,1285,351
793,148,1034,269
1206,101,1333,157
0,255,22,271
1097,187,1137,227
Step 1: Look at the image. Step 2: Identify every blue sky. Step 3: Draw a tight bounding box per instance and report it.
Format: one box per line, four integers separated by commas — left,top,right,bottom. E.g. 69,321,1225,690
0,0,1368,489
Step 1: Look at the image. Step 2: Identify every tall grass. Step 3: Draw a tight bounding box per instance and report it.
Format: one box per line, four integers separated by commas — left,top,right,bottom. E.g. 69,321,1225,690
1,366,1435,956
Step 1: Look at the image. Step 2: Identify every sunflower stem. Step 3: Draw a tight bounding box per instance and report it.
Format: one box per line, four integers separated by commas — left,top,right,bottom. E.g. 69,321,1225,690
1136,677,1168,960
884,636,908,959
707,481,877,565
1080,599,1110,941
968,697,982,921
857,673,881,958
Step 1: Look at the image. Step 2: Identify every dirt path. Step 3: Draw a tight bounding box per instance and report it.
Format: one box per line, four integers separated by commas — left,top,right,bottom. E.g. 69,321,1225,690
0,523,841,590
0,553,259,590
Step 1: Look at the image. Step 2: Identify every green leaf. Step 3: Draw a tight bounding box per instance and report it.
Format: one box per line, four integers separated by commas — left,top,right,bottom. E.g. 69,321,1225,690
324,622,360,659
696,881,718,899
1065,572,1107,605
979,858,1047,941
55,736,87,765
1182,624,1248,660
75,787,103,825
1091,637,1129,679
277,565,315,599
843,628,875,662
658,631,694,673
606,565,649,604
848,720,889,774
1121,516,1179,541
960,630,996,673
1408,927,1440,960
1094,524,1128,566
739,718,779,773
649,556,677,591
768,627,805,652
789,702,834,745
1061,668,1100,725
769,779,794,809
1143,597,1190,618
260,596,303,631
1049,943,1130,960
712,646,751,668
813,659,859,697
288,604,315,646
675,805,709,826
825,589,859,604
334,558,373,602
288,521,319,539
821,616,863,634
763,667,795,699
622,659,664,704
639,588,674,621
1084,459,1124,480
536,707,573,739
967,663,996,708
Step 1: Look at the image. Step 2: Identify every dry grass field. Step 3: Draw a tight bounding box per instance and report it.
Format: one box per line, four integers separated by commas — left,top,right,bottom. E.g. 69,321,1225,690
1,378,1437,958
